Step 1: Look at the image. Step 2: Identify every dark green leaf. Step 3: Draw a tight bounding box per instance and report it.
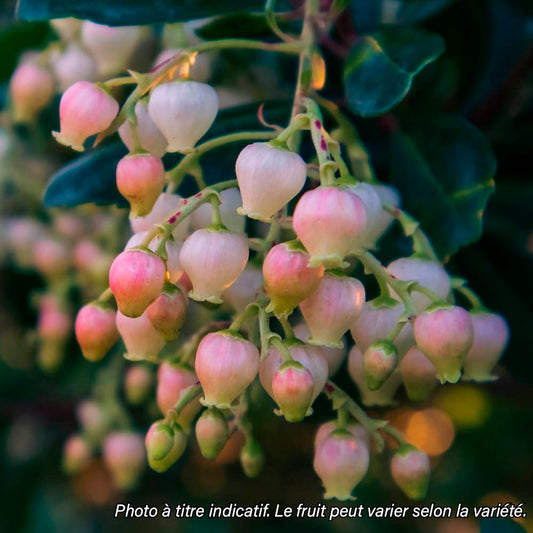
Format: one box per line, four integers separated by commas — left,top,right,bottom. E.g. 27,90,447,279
16,0,265,26
388,114,496,258
43,143,128,208
396,0,457,24
344,27,445,116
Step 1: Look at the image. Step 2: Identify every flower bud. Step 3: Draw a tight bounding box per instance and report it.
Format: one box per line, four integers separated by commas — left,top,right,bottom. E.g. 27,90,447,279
53,81,119,151
313,430,369,500
293,186,367,268
293,323,346,376
400,346,438,402
33,237,71,280
223,265,263,312
363,340,398,391
157,362,201,428
37,297,71,343
81,22,144,76
387,257,451,313
148,81,218,152
414,304,473,384
348,346,402,407
50,18,82,41
51,44,98,90
190,189,245,234
271,361,314,422
300,274,365,347
62,434,91,474
390,445,430,500
260,343,327,414
146,283,187,341
118,100,167,157
116,311,166,362
195,331,259,409
130,192,190,241
195,408,230,459
180,229,249,304
10,63,54,122
263,242,324,318
109,248,166,317
351,299,414,357
240,440,264,478
116,153,166,217
103,431,144,490
146,421,187,473
463,311,509,382
75,303,118,362
5,218,44,267
236,142,307,221
76,400,109,441
314,421,370,450
124,365,153,405
52,213,86,241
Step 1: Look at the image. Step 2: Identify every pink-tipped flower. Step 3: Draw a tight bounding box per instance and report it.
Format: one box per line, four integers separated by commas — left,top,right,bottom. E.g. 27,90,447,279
260,342,327,412
156,362,201,429
223,265,263,312
351,298,414,357
10,63,54,122
180,229,249,304
263,242,324,318
314,421,370,450
75,302,118,362
236,142,307,221
313,430,369,500
271,361,314,422
387,257,451,313
109,248,166,317
300,274,365,347
5,218,44,268
130,192,190,240
400,346,438,402
53,81,119,151
294,323,346,376
240,440,264,478
363,340,398,391
62,434,92,474
116,311,165,362
76,400,109,441
463,311,509,382
146,283,187,341
293,186,367,268
195,408,230,459
391,445,430,500
51,44,98,90
190,189,245,234
37,297,71,343
103,431,145,490
118,100,167,157
81,22,144,76
195,331,259,409
148,81,218,152
348,346,402,407
33,237,71,280
414,304,474,384
124,365,153,405
146,421,187,473
116,153,166,218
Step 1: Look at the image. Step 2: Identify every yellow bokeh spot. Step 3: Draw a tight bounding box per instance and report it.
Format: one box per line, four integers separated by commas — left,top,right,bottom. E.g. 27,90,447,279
435,385,491,429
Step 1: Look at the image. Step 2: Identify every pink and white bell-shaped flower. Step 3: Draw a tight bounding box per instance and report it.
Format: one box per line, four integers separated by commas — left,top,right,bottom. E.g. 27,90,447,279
53,81,119,151
313,430,370,501
195,408,230,459
116,153,166,217
236,142,307,221
62,434,91,474
190,189,245,234
314,420,370,450
263,242,324,317
293,186,367,268
109,248,166,317
223,265,263,312
387,257,451,313
34,237,71,280
148,81,218,152
179,228,249,304
195,331,259,409
75,303,118,362
390,445,431,500
363,340,398,391
300,274,365,347
10,63,54,122
400,346,438,402
51,44,98,91
462,311,509,382
146,283,187,341
118,100,168,157
124,365,153,405
102,431,145,490
116,311,166,362
413,304,474,384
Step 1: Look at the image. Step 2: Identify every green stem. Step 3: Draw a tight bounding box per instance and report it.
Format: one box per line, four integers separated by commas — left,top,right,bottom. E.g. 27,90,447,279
166,384,203,424
270,336,293,362
278,315,295,340
229,304,259,333
382,424,410,447
209,194,225,229
454,284,485,310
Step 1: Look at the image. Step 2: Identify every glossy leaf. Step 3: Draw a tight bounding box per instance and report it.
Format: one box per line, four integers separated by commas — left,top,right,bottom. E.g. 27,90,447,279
16,0,265,26
344,26,445,116
388,114,496,258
